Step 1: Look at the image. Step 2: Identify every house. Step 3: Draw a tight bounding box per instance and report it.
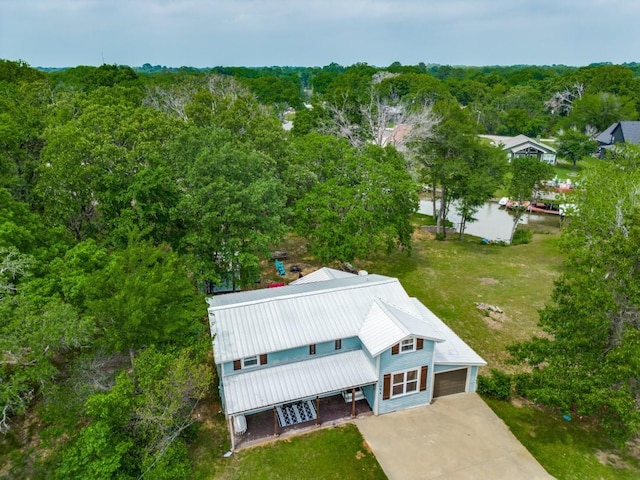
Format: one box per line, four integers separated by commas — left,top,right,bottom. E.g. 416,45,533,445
207,267,485,449
480,134,557,165
595,121,640,158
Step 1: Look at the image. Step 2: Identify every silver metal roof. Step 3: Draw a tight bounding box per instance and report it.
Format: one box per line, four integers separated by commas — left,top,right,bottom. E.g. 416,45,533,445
411,299,486,366
289,267,356,285
359,299,445,357
222,350,378,415
209,274,414,363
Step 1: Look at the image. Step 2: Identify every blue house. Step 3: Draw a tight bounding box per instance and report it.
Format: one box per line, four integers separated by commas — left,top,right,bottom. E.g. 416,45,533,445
207,268,485,448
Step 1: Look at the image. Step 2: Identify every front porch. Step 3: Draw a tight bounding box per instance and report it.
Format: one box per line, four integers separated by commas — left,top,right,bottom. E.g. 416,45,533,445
232,393,373,450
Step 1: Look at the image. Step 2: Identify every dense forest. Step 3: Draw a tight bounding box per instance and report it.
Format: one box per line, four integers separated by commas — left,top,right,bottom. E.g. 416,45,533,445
1,58,640,478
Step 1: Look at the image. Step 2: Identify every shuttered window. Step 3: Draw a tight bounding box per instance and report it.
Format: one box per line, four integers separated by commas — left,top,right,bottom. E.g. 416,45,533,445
384,366,428,399
383,374,391,400
400,338,416,353
420,365,428,391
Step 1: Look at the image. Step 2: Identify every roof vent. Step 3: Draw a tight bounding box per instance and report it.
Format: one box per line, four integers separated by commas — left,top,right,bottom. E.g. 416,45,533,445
358,270,368,276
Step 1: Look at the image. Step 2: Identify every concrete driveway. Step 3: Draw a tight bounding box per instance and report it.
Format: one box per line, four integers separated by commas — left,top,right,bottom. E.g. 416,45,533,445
356,393,553,480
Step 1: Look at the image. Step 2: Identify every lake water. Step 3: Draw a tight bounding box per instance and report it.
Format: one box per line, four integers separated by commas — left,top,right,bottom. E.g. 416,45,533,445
418,199,561,243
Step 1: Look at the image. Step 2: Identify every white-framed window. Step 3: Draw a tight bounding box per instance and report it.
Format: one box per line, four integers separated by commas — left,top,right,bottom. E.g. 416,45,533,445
242,356,259,368
391,368,420,397
400,338,416,353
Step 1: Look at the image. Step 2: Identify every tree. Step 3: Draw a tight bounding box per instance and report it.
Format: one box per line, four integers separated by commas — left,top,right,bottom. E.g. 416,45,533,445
556,128,598,167
509,145,640,442
84,240,203,353
507,157,555,243
173,127,289,286
294,142,417,262
567,92,637,132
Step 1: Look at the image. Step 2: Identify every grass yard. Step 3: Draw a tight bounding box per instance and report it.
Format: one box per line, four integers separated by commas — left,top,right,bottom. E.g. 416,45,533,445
190,223,640,479
484,398,640,479
194,424,386,480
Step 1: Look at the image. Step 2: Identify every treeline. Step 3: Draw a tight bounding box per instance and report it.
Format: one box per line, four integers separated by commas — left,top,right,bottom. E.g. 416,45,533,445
2,57,640,477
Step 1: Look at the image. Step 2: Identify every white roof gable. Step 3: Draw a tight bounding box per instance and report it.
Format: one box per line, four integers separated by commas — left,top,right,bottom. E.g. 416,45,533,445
411,299,486,366
209,274,414,363
290,267,356,285
501,134,556,154
359,299,445,357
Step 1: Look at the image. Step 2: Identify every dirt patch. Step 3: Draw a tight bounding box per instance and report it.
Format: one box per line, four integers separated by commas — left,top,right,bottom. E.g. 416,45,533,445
595,450,632,469
355,450,366,460
479,277,500,285
482,315,504,330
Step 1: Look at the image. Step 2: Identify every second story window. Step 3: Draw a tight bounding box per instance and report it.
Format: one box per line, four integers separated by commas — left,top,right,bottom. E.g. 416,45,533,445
400,338,416,353
243,356,259,368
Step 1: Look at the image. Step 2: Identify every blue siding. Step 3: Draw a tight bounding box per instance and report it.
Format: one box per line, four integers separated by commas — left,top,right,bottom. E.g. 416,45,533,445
377,340,435,414
362,383,376,407
222,336,362,375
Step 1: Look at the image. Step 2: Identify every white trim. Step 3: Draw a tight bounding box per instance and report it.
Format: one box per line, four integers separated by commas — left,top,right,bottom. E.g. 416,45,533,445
389,367,421,398
242,356,260,369
400,338,416,354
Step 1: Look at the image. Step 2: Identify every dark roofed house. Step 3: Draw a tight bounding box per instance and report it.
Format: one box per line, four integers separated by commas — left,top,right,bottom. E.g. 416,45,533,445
596,121,640,158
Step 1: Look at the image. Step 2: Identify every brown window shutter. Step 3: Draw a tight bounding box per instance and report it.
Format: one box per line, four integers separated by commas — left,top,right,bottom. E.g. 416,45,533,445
233,360,242,371
416,338,424,350
391,344,399,355
309,344,316,355
335,339,342,350
260,354,267,365
420,365,428,391
383,374,391,400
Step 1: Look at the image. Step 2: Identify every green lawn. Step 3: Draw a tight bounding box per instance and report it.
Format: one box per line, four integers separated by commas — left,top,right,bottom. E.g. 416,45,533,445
194,424,386,480
190,226,640,479
484,398,640,479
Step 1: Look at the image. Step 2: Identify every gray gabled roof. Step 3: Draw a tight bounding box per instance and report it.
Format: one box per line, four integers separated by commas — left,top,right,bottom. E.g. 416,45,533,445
595,123,617,145
359,299,445,357
222,349,377,415
289,267,356,285
596,121,640,146
500,134,556,154
209,274,415,363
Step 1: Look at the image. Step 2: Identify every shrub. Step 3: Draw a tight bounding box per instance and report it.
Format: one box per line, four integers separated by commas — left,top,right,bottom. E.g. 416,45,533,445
511,229,533,245
478,369,512,400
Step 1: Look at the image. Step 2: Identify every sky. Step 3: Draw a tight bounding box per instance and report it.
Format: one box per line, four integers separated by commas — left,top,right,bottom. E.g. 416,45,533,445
1,0,638,68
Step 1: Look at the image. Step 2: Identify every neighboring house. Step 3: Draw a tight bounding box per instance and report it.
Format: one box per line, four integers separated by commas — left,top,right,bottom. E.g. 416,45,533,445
595,121,640,158
480,134,557,165
207,267,485,448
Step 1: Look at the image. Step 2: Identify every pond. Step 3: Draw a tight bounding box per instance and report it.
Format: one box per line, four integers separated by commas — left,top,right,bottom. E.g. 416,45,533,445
418,199,562,243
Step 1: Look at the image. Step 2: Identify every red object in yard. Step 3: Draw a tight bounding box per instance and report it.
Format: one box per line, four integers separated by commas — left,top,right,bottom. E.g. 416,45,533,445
268,282,286,288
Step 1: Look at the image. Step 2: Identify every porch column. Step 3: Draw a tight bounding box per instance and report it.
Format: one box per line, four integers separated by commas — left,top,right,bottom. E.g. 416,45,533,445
228,416,236,451
315,396,320,425
351,388,356,418
273,407,279,437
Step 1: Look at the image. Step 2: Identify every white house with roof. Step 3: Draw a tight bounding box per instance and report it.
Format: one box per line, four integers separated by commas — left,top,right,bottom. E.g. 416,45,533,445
207,268,485,448
480,134,557,165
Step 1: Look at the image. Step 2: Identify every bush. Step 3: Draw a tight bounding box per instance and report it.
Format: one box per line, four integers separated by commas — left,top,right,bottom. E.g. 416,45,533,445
511,229,533,245
478,369,512,400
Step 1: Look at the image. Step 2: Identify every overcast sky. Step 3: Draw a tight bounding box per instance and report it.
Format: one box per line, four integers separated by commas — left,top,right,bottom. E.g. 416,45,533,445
1,0,638,68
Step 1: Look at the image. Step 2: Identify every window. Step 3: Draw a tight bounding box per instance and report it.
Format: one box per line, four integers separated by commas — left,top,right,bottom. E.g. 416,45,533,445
400,338,415,353
242,356,259,368
309,344,316,355
335,339,342,350
391,369,420,397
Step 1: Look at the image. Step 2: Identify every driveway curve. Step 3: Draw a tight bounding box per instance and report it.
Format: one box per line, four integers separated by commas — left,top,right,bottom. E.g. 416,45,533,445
356,393,553,480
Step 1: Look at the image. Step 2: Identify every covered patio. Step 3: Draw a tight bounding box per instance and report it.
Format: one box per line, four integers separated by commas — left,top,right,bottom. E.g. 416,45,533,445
222,350,378,450
233,393,373,449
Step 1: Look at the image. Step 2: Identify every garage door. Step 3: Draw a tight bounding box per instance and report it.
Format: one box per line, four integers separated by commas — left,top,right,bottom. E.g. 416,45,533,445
434,369,467,398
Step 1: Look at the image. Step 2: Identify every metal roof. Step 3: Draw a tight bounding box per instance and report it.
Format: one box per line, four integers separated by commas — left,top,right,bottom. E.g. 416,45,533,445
411,299,486,366
209,274,415,363
501,134,556,154
222,350,378,415
290,267,356,285
359,299,445,357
